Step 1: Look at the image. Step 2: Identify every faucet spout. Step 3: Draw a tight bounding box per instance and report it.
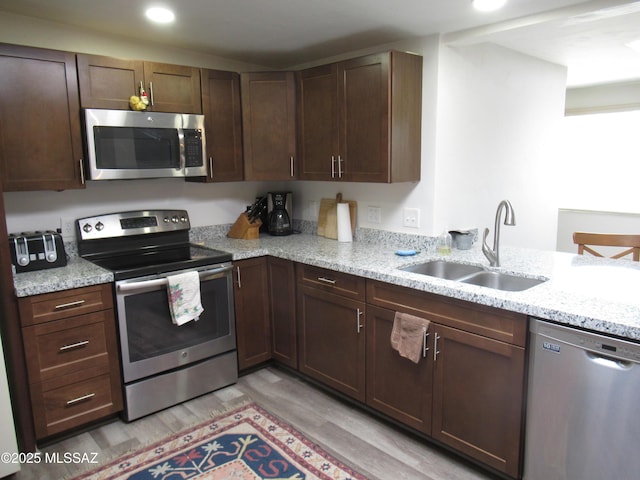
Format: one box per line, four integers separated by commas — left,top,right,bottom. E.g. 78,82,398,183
482,200,516,267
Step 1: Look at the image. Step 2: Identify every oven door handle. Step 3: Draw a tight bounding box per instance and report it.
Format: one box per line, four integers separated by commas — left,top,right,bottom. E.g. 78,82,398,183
117,265,233,292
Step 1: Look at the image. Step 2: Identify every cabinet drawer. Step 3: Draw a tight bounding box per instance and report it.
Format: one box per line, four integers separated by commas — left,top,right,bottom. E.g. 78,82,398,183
30,374,122,439
19,284,113,326
297,264,365,300
366,280,526,347
22,311,111,383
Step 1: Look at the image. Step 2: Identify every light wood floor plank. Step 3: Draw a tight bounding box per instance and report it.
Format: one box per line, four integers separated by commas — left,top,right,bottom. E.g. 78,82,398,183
14,366,499,480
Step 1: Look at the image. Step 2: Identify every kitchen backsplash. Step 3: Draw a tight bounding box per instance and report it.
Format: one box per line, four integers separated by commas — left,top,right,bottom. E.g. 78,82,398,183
62,219,440,261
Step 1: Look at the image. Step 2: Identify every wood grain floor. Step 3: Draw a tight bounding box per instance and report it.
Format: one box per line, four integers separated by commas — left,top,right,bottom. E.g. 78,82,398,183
14,366,499,480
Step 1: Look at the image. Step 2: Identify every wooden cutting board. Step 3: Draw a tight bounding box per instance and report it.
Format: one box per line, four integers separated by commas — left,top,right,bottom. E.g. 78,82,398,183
318,193,357,239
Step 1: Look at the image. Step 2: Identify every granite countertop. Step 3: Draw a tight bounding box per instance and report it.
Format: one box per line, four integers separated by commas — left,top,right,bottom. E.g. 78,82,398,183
13,232,640,341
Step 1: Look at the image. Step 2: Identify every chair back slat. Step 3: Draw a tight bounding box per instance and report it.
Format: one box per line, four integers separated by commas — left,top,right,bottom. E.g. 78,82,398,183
573,232,640,261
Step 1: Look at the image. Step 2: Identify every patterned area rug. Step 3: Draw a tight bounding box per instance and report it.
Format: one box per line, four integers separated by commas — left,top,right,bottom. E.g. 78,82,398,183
71,403,368,479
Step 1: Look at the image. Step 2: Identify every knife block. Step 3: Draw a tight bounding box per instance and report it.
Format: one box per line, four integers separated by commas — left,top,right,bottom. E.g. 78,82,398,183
227,213,262,239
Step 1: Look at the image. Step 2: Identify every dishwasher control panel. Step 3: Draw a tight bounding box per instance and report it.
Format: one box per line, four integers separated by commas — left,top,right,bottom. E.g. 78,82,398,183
533,317,640,363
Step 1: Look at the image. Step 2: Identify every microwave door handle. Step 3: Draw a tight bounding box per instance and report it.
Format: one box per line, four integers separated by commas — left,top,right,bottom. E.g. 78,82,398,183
117,266,233,293
178,128,186,172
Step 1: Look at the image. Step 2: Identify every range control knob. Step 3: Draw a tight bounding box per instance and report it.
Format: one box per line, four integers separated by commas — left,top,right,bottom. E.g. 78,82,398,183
82,223,93,233
171,216,179,223
180,216,187,223
95,221,104,231
46,252,57,262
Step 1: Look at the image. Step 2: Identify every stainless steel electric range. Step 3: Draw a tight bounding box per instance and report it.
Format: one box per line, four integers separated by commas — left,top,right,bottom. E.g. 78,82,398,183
77,209,237,421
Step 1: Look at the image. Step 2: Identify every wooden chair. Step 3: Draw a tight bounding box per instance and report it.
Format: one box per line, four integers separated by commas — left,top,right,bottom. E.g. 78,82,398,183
572,232,640,261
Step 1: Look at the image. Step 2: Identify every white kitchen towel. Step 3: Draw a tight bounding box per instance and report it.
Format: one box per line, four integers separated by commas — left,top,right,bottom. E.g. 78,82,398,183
337,202,353,242
167,271,204,326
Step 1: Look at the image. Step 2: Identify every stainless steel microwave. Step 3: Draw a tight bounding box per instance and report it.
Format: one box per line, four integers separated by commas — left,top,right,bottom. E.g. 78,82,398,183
83,109,207,180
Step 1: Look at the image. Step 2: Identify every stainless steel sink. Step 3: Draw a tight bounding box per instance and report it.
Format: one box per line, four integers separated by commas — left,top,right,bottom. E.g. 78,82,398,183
399,260,546,291
460,271,546,291
399,260,484,280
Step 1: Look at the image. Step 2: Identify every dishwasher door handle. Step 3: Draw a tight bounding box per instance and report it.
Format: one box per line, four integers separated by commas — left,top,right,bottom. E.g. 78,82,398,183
586,351,634,370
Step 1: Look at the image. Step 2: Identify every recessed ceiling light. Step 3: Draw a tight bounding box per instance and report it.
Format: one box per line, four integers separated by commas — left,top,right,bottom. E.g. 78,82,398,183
473,0,507,12
145,6,175,24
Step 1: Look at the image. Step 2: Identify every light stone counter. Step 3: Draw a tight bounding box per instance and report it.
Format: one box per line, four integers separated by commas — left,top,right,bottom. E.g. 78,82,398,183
13,231,640,341
12,256,113,297
196,233,640,341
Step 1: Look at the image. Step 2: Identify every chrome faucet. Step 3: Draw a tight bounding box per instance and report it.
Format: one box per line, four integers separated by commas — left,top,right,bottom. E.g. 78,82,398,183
482,200,516,267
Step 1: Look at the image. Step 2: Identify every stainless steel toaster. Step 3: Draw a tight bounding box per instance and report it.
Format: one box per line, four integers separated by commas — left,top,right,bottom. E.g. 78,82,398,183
8,231,67,273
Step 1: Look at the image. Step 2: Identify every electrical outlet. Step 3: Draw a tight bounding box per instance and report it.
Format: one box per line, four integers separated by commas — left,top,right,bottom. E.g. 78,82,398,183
403,208,420,228
367,206,382,224
60,217,76,239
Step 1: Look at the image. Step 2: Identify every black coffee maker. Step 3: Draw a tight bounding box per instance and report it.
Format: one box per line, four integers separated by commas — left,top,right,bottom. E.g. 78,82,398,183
267,192,292,236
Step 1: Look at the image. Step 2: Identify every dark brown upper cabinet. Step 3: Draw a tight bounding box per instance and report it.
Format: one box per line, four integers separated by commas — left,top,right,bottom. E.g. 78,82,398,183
77,54,202,113
189,69,244,182
241,72,297,181
0,44,84,191
298,51,422,183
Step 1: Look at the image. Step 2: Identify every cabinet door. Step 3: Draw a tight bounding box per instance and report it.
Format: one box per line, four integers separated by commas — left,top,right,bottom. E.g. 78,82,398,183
432,324,525,478
366,306,432,434
0,44,84,191
297,285,365,401
198,69,243,181
241,72,297,180
77,53,144,109
234,258,271,370
268,257,297,368
297,64,339,180
77,56,201,113
143,62,202,113
338,53,389,183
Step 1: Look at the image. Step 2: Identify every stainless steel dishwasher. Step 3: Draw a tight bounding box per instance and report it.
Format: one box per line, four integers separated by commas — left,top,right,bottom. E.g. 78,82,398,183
524,318,640,480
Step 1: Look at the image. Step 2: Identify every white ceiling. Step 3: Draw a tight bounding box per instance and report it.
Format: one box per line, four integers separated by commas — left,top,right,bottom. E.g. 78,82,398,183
1,0,639,86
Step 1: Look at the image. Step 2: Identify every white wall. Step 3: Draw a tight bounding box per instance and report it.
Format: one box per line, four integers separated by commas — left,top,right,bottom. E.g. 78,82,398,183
1,12,570,251
433,43,567,250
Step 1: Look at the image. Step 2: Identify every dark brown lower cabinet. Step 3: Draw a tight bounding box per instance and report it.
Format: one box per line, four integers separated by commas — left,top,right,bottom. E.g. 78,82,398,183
297,285,366,402
365,305,432,434
267,257,297,368
233,257,271,370
431,324,525,478
365,280,526,479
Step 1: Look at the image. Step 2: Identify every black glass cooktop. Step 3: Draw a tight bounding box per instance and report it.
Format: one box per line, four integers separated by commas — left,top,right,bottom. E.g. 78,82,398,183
88,243,232,280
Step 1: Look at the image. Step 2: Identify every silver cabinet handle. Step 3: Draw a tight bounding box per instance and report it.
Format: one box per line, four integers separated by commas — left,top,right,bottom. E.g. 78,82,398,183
337,155,344,178
54,300,86,310
149,81,154,106
290,156,295,177
357,308,364,334
66,393,95,406
317,277,336,284
331,156,336,178
209,156,214,179
59,340,89,352
434,333,441,361
423,330,430,358
236,266,242,289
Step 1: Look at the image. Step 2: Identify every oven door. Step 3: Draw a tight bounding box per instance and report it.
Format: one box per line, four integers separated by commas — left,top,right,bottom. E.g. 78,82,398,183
115,263,235,383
